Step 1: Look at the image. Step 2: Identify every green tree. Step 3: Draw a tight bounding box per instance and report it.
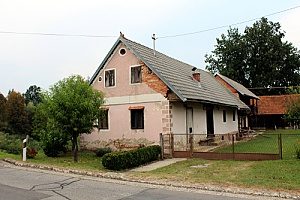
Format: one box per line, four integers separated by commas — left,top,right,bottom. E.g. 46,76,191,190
6,91,29,135
37,75,104,162
0,93,7,131
285,98,300,127
206,17,300,89
23,85,42,105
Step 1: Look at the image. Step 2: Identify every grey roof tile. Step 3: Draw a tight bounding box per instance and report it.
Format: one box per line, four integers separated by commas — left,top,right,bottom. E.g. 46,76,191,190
216,74,259,99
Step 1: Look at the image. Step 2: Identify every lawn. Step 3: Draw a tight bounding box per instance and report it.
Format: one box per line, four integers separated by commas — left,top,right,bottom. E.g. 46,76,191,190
214,129,300,160
0,150,106,172
128,130,300,193
128,158,300,192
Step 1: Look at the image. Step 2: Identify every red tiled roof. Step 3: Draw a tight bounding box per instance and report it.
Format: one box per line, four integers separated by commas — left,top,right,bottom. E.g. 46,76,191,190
257,94,300,115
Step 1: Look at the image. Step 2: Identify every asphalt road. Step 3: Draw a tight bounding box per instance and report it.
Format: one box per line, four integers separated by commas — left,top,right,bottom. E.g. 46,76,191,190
0,162,282,200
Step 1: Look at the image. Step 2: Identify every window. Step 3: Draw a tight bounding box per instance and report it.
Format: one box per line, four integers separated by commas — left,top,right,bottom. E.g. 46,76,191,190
223,110,226,123
131,66,142,84
119,48,126,56
233,110,236,121
105,69,115,87
98,109,109,129
131,109,144,129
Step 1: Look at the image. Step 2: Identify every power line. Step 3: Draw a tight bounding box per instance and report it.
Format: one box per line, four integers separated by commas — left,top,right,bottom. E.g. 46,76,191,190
0,31,117,38
157,5,300,39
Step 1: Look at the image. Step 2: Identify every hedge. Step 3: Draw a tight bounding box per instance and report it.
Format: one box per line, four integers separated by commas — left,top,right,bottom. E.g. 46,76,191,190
95,147,112,157
102,145,161,170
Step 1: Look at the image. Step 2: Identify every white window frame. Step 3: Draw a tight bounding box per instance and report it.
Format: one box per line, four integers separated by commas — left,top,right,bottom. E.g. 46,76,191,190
104,68,116,88
129,65,142,85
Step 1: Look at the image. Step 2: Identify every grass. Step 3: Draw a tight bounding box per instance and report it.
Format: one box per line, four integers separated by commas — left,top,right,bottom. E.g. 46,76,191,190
128,158,300,192
0,150,106,172
214,129,300,160
127,130,300,193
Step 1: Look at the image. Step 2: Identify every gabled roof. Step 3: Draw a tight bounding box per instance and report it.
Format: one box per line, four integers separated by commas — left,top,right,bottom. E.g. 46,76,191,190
257,94,300,115
216,74,259,99
90,36,249,110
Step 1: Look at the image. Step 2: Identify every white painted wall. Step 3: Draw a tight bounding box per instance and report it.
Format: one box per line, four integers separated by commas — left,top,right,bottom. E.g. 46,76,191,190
214,107,238,134
171,102,238,135
171,102,186,134
171,102,207,134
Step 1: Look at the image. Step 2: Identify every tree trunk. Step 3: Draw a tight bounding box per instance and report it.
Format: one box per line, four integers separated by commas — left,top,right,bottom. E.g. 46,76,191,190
72,135,78,162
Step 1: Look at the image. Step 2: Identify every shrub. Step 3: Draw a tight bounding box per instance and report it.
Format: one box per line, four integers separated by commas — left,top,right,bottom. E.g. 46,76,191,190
0,132,22,155
102,145,161,170
95,147,112,157
41,127,68,157
26,147,38,158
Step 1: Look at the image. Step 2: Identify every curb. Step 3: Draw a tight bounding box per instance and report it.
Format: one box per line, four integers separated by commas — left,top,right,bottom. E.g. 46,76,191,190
2,158,300,200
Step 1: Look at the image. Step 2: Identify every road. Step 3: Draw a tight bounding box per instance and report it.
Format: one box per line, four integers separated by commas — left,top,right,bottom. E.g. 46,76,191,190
0,162,282,200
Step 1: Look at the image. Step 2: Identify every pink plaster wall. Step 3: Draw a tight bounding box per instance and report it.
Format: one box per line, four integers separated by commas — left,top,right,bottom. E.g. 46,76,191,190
92,43,158,97
83,102,163,144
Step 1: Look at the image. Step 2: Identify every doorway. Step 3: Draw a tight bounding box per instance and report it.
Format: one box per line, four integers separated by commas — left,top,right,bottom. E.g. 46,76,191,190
206,105,214,137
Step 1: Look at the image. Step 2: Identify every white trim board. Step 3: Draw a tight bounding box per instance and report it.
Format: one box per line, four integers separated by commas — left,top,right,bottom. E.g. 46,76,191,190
104,93,167,105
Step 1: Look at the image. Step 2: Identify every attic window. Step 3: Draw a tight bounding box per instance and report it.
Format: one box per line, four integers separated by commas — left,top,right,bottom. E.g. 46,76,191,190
119,48,126,56
131,66,142,84
98,76,102,82
105,69,116,87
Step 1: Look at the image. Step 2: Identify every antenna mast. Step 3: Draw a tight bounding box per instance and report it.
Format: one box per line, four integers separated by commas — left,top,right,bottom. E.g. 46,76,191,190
152,33,156,56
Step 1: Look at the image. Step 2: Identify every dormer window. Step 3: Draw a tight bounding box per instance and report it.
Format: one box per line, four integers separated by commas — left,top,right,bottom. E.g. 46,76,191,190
131,65,142,84
105,69,116,87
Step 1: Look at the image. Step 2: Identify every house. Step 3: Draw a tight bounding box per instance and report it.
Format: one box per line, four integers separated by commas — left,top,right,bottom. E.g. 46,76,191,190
214,74,259,130
251,94,300,129
81,34,249,149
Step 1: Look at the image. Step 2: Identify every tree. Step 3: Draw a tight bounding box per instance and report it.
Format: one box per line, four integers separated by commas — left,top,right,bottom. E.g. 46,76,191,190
285,98,300,128
0,93,7,131
37,75,104,162
205,17,300,89
23,85,42,105
6,91,29,135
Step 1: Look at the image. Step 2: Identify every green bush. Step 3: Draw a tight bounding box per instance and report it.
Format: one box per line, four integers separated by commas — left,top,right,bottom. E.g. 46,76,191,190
0,132,22,155
40,126,69,157
95,147,112,157
102,145,161,170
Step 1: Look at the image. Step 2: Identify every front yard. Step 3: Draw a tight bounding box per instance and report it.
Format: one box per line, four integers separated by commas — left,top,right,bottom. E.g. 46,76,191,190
0,129,299,194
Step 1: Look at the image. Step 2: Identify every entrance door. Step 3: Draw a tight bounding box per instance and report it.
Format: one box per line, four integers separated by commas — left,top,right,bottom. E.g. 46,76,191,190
186,108,193,134
206,106,214,137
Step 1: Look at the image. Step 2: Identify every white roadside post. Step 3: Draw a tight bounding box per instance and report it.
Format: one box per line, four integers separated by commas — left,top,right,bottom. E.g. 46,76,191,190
22,135,29,161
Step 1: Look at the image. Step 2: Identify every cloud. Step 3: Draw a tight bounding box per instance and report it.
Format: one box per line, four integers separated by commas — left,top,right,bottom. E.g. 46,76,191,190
280,9,300,48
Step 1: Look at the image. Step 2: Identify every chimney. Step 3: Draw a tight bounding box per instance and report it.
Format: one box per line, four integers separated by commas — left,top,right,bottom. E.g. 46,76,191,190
192,67,200,82
193,72,201,82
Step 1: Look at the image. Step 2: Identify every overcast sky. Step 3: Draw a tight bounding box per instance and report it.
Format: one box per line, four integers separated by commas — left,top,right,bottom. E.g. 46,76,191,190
0,0,299,95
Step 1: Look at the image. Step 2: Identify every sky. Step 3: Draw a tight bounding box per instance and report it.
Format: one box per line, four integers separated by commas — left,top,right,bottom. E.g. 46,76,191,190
0,0,300,95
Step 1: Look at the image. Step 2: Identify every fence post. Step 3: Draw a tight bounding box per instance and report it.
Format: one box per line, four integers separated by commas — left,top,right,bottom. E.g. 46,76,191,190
171,134,174,158
232,134,235,160
278,133,283,160
189,134,194,158
159,133,164,159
